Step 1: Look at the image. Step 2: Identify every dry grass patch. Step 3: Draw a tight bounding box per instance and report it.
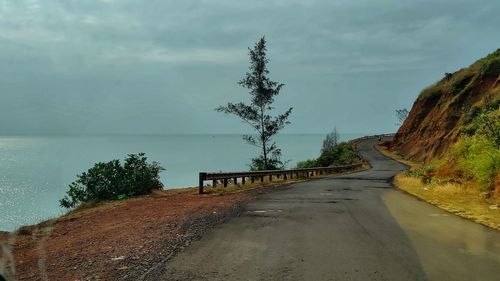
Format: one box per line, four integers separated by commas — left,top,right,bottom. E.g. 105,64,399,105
393,164,500,230
377,143,500,230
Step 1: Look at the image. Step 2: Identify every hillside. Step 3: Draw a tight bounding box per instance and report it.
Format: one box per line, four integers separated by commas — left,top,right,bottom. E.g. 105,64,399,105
392,49,500,162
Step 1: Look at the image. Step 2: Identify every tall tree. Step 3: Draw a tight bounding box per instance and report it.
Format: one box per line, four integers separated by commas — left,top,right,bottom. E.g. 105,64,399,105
216,37,293,170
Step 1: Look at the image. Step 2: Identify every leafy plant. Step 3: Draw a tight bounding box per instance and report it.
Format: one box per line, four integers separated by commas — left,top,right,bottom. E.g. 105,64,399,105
59,153,164,208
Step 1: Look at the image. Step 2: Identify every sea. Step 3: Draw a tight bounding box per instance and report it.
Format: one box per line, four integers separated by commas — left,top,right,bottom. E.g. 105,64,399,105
0,133,365,231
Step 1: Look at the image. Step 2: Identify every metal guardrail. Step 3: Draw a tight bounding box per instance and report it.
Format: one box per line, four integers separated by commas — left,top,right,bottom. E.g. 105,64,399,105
198,163,362,194
198,134,396,194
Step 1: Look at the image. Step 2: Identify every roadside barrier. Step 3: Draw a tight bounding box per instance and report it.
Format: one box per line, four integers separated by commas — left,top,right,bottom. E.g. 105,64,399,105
198,164,362,194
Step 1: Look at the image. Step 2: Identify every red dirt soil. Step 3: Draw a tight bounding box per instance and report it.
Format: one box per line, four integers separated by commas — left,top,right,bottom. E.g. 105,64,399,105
0,189,253,281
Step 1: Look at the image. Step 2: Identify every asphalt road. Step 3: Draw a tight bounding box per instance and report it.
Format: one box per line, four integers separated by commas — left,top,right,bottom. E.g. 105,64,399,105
154,138,500,281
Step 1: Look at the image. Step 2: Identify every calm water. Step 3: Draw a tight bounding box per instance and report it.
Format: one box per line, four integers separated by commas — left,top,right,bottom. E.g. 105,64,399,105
0,134,364,231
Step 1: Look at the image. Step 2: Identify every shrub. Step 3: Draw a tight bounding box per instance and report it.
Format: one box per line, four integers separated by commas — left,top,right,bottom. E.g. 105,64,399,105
316,142,361,167
59,153,164,208
462,98,500,147
296,159,317,168
449,136,500,190
296,141,361,168
249,149,286,171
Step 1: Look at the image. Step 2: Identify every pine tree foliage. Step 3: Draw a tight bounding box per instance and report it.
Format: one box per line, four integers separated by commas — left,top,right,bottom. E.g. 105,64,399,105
216,37,293,170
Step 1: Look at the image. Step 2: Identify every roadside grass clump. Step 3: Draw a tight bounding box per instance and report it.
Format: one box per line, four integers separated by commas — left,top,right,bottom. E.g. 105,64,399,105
404,136,499,192
59,153,165,209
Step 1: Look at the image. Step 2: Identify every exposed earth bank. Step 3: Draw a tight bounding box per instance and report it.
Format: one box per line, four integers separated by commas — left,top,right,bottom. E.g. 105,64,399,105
391,49,499,162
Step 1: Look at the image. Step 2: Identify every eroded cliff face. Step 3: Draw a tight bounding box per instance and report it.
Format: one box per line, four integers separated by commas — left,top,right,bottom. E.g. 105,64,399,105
392,49,500,163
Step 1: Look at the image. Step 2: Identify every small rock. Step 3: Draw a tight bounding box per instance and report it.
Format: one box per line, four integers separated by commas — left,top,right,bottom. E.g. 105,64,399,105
489,204,498,210
111,256,125,261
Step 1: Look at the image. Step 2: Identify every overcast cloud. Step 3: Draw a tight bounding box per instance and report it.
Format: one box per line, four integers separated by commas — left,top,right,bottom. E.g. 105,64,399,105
0,0,498,135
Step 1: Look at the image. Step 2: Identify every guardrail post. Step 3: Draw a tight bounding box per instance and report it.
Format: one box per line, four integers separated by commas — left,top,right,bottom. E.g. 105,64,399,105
199,173,207,194
223,178,228,187
269,175,273,181
242,177,246,185
212,179,217,187
233,177,238,185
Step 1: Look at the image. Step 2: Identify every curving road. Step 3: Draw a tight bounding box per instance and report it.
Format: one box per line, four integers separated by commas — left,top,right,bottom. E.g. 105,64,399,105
152,138,500,281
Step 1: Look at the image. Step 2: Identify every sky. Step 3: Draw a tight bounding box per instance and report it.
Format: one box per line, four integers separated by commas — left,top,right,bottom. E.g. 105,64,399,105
0,0,498,135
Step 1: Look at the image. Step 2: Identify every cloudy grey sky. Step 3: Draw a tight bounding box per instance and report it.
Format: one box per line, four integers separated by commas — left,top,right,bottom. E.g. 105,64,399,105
0,0,498,135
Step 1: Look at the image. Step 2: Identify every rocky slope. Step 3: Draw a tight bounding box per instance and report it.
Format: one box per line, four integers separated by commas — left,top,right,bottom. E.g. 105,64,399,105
392,49,500,162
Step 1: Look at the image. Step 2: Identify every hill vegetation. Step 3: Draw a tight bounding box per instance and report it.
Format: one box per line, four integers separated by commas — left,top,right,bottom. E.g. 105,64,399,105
392,49,499,162
392,49,499,195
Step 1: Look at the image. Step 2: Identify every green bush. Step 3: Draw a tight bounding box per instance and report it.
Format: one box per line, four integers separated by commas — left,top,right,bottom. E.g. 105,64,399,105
449,136,500,190
249,149,286,171
461,99,499,147
296,141,361,168
316,142,361,167
296,159,318,168
59,153,165,208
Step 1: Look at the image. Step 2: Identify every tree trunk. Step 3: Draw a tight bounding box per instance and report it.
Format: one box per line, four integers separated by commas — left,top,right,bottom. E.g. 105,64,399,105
260,105,268,170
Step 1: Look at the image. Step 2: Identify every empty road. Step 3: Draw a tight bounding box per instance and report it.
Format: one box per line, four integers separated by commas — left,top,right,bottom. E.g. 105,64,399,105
152,138,500,281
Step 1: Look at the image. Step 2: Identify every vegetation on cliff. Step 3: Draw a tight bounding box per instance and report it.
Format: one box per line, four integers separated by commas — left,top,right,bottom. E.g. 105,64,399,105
406,98,499,193
392,48,500,163
391,49,499,195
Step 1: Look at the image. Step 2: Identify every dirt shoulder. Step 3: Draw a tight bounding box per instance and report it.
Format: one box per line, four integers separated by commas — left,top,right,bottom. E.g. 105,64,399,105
1,188,254,281
376,144,500,231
